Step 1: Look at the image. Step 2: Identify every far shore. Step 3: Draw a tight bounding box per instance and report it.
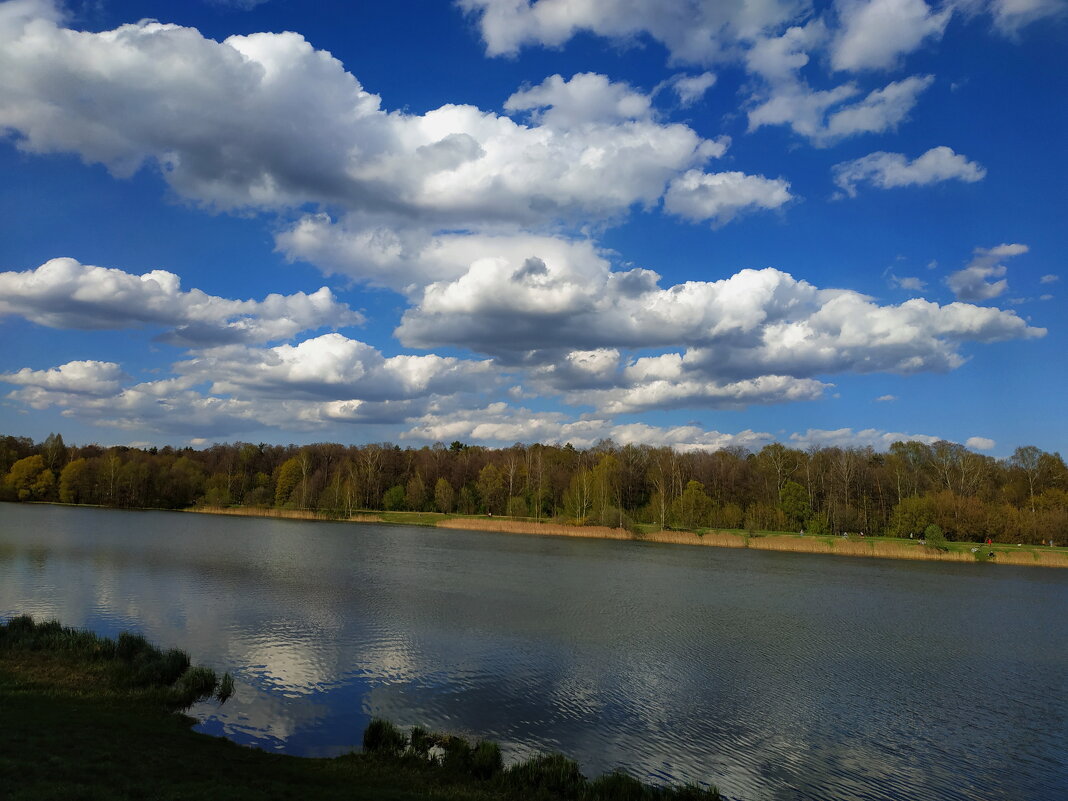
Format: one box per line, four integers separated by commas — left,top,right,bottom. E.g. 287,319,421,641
189,505,1068,569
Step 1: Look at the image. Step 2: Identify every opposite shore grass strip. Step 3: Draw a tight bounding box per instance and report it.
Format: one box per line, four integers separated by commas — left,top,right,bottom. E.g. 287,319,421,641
189,505,1068,568
1,616,722,800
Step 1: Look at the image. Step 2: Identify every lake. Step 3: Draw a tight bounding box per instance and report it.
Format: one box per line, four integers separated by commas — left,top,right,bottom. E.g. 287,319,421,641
1,503,1065,800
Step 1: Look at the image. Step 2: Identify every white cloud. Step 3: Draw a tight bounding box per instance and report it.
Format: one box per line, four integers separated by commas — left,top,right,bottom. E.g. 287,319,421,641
397,252,1043,378
889,274,927,291
1040,274,1059,284
748,75,934,145
875,394,897,401
0,335,496,435
833,146,986,197
458,0,807,64
0,360,126,401
401,402,775,451
174,333,497,402
982,0,1067,32
669,72,717,105
663,170,793,225
0,257,362,345
564,374,832,414
0,11,726,229
831,0,951,72
504,72,653,127
946,243,1028,302
966,436,995,450
745,21,829,82
789,427,940,449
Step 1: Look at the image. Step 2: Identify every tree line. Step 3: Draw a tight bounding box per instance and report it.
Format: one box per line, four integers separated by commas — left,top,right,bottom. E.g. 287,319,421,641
2,433,1065,544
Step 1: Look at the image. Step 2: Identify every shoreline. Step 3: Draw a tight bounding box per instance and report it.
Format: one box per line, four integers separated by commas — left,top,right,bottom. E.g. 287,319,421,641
189,505,1068,569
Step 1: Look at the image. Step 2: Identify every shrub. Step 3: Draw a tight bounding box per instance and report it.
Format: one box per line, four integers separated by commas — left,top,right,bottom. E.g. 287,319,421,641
924,524,948,551
440,735,474,773
408,726,433,759
216,672,235,702
585,770,647,801
469,740,503,780
172,665,219,707
504,752,586,799
363,718,407,756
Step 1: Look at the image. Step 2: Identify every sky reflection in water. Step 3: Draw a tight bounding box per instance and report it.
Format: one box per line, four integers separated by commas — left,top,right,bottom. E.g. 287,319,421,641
1,504,1066,801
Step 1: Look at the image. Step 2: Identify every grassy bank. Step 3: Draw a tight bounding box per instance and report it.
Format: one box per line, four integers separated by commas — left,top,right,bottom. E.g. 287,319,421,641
191,505,1068,568
1,617,721,800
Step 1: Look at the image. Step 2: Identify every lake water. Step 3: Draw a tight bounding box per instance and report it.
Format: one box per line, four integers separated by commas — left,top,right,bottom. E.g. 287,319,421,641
1,503,1065,800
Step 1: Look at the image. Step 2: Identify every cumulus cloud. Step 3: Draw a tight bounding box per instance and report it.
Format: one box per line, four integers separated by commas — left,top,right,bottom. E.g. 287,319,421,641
833,146,986,197
504,72,653,127
458,0,806,64
1040,274,1059,284
564,374,831,414
748,74,934,145
174,333,496,401
0,360,126,401
966,436,995,450
946,243,1028,302
875,394,897,401
397,251,1044,378
401,402,774,451
663,170,793,224
831,0,951,71
0,257,362,345
0,335,495,435
0,10,729,230
789,427,940,449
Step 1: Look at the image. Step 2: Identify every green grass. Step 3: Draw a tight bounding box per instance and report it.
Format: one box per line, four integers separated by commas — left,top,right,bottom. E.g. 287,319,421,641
1,617,723,801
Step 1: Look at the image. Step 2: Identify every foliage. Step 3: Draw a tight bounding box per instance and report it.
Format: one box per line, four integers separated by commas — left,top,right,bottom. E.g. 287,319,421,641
4,431,1066,544
363,718,408,756
924,524,948,551
382,485,406,511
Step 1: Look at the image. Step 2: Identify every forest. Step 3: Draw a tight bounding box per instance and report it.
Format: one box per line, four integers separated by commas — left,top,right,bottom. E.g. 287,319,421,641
1,433,1065,544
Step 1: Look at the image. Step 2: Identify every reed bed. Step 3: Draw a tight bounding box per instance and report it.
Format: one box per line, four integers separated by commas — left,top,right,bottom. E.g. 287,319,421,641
437,518,633,540
648,530,747,548
194,506,383,523
748,535,836,555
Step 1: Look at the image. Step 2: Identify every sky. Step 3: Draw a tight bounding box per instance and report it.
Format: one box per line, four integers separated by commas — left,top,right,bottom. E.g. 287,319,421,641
0,0,1064,457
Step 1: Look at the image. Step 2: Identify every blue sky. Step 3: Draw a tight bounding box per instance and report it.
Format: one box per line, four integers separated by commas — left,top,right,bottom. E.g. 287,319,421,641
0,0,1064,457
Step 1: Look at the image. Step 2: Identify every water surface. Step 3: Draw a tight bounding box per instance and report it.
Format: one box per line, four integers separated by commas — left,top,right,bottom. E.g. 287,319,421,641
1,503,1065,801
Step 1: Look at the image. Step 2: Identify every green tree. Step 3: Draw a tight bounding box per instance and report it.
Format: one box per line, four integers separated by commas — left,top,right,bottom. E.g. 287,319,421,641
382,485,406,511
924,523,948,550
477,464,504,515
434,477,455,513
274,457,303,507
889,495,935,538
59,458,96,504
405,474,426,511
670,480,714,530
5,455,55,501
780,480,811,529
